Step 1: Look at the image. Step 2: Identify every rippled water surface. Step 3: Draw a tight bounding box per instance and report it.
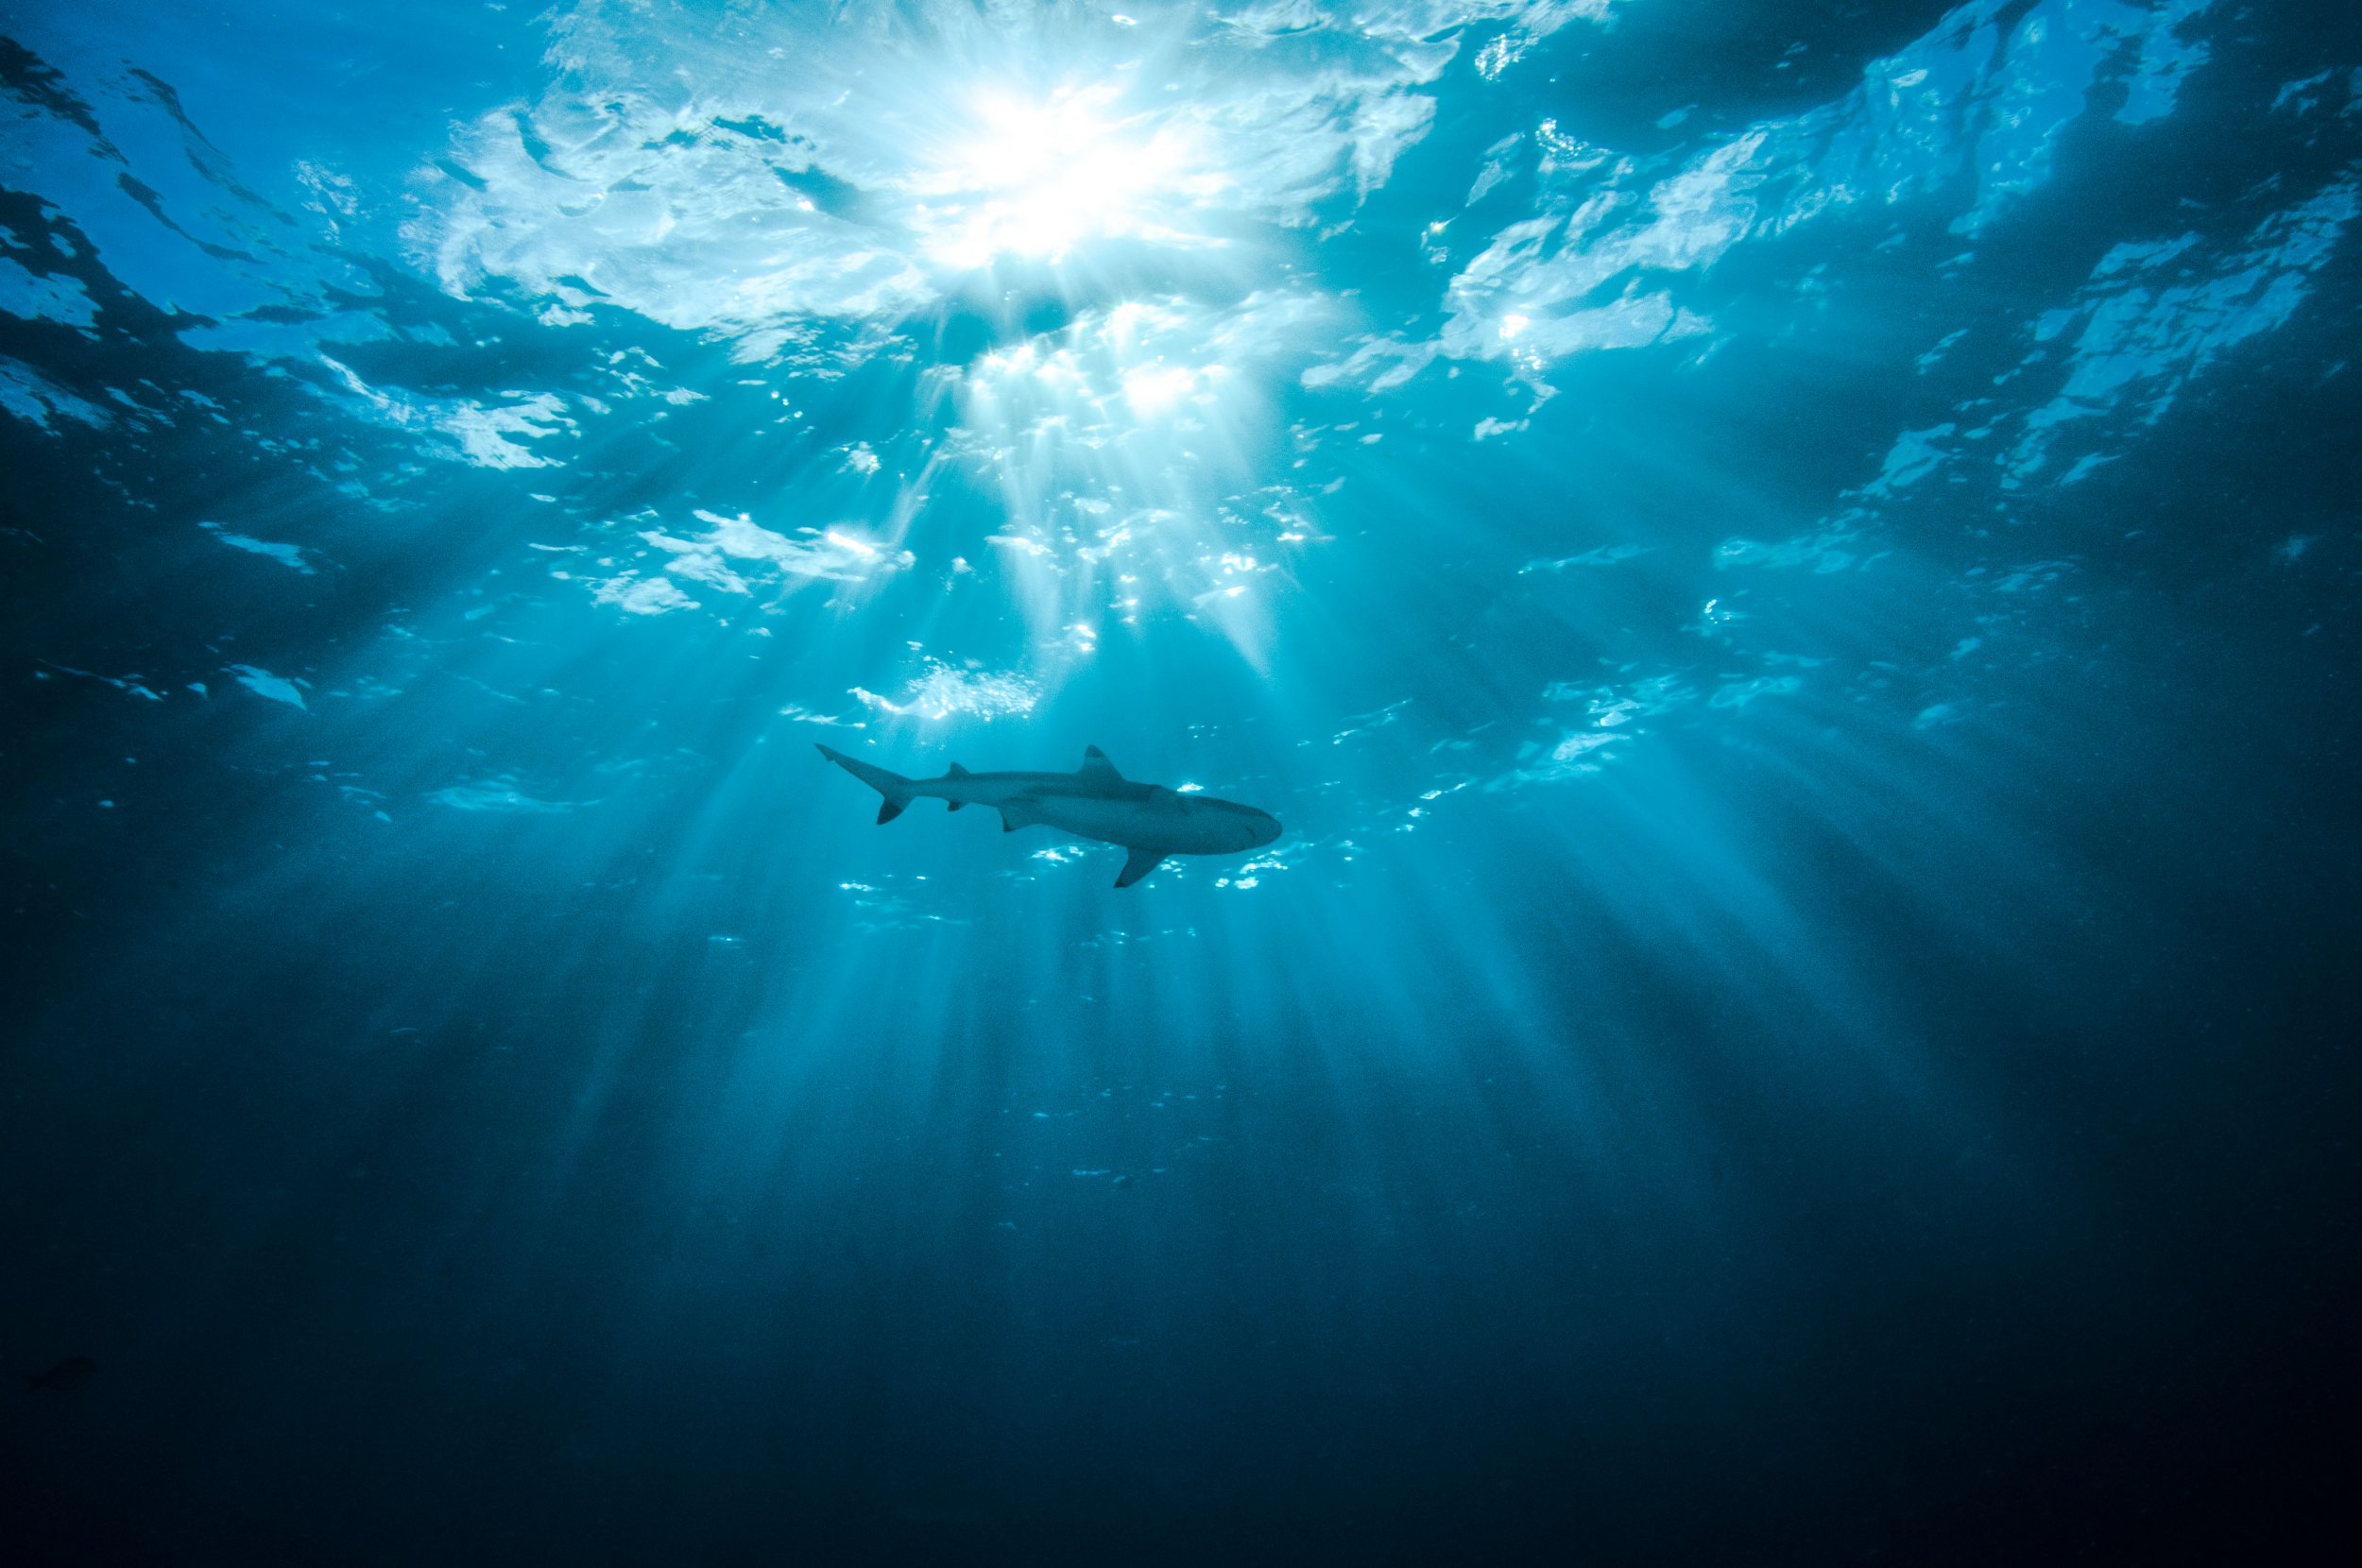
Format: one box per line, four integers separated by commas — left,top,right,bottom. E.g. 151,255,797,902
5,2,2359,1560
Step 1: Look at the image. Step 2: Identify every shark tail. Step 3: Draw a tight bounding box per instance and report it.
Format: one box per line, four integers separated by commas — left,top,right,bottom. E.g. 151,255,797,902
816,743,916,825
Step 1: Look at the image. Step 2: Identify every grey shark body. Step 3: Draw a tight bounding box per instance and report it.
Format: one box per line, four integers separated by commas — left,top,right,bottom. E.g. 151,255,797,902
817,743,1280,887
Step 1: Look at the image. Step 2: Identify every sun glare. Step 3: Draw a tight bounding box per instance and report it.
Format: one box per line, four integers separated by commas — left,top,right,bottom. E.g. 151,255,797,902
909,84,1213,269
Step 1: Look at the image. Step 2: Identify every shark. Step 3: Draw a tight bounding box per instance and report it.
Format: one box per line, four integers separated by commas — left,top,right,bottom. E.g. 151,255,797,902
817,743,1282,888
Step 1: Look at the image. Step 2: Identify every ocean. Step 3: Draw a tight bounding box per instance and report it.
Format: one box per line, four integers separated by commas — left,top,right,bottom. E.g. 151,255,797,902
4,1,2358,1561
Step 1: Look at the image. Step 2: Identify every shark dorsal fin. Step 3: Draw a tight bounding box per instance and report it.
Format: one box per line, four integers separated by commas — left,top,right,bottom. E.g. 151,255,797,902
946,761,969,777
1080,745,1122,783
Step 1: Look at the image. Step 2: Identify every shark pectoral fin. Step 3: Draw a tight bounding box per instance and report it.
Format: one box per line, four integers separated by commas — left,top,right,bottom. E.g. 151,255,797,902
876,799,906,825
999,796,1043,834
1114,847,1167,889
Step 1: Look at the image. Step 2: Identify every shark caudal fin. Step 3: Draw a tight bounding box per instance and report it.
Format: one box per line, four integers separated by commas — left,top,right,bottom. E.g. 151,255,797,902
816,743,916,825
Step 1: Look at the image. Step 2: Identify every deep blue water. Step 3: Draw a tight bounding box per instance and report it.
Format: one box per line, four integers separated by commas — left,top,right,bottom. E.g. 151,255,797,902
5,1,2359,1561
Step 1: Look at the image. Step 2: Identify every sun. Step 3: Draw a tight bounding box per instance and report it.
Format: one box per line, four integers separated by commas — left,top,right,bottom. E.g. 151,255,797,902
906,83,1218,270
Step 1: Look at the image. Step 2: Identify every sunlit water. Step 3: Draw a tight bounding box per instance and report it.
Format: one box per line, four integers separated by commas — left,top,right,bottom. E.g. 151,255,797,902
5,2,2359,1561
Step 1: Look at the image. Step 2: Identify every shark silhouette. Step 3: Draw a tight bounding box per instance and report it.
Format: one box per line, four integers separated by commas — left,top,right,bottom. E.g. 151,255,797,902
817,744,1281,888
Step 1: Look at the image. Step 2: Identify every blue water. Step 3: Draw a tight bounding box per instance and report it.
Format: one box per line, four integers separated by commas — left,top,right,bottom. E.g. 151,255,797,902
4,1,2358,1560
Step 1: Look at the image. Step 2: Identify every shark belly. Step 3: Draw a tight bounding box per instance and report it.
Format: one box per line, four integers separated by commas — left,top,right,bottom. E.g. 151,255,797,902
1035,795,1155,847
933,780,1162,846
1033,794,1234,854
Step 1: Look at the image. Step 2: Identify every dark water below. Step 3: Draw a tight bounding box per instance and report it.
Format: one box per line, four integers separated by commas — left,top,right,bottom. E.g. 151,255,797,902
5,2,2359,1561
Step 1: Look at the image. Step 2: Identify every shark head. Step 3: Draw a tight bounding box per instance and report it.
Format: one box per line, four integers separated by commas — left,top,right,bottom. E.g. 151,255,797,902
1202,798,1282,852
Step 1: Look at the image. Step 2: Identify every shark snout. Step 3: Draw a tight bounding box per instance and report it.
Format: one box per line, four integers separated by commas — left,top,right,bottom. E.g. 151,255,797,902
1248,812,1282,848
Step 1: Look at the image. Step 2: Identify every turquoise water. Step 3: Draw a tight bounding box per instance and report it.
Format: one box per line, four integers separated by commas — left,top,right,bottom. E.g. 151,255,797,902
5,2,2358,1560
